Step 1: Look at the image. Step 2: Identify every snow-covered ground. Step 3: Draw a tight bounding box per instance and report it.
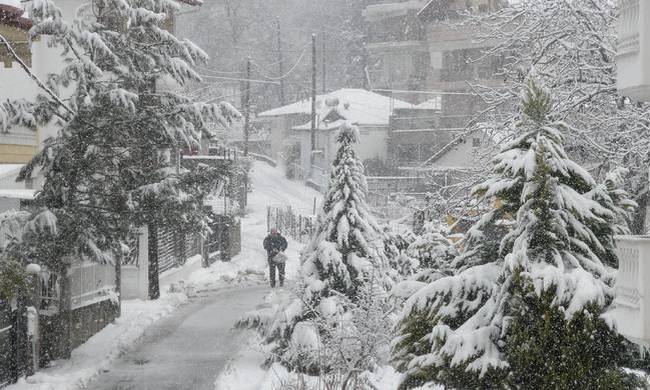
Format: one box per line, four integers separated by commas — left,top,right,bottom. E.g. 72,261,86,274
191,161,322,287
213,162,405,389
8,292,190,390
7,162,322,390
215,342,404,390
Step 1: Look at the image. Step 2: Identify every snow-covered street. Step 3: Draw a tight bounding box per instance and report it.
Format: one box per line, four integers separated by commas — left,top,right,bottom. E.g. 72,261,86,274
79,161,320,390
82,285,268,390
5,162,320,390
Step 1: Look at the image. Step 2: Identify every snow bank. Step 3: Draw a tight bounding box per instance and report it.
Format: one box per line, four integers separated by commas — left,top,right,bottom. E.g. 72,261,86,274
7,292,188,390
215,344,406,390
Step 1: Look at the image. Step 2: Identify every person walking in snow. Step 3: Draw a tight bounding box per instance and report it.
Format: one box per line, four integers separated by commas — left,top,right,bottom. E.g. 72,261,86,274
263,228,288,288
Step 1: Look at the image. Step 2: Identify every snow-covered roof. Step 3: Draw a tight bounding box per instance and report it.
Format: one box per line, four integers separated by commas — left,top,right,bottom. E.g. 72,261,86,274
0,188,36,200
0,0,32,30
0,0,21,8
414,98,442,110
363,1,426,22
260,89,415,128
293,119,347,131
0,164,23,179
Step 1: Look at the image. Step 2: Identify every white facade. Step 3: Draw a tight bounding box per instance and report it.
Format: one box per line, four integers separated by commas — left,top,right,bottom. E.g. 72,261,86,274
295,125,389,190
613,0,650,345
617,0,650,101
0,0,81,146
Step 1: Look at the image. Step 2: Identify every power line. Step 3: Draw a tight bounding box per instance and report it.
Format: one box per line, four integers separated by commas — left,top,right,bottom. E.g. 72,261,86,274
372,88,477,96
195,65,242,75
198,74,281,85
251,41,310,81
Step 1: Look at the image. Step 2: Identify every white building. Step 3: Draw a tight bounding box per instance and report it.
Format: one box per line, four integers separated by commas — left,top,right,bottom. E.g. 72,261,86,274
0,0,87,206
258,89,415,190
609,0,650,346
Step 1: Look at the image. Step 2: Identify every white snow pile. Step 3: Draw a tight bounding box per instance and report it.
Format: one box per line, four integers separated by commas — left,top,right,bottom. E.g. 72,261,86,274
215,330,408,390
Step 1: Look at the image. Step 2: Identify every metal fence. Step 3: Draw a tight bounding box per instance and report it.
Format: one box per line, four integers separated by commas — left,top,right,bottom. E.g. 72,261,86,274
267,206,316,244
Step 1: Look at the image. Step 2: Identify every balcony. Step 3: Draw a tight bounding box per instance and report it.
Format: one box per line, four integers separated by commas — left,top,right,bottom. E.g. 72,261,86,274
605,236,650,345
616,0,650,102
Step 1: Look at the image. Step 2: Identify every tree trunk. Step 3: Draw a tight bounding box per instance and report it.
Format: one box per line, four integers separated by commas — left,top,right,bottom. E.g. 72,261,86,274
148,224,160,300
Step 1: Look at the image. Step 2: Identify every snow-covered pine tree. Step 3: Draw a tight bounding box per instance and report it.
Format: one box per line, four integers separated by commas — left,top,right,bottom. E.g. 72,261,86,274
393,79,638,389
239,122,389,373
586,167,638,267
464,0,650,234
383,222,418,281
301,122,388,299
0,0,238,273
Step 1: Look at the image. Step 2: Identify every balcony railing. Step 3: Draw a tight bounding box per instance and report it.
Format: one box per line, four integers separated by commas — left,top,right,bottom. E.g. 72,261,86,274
606,235,650,345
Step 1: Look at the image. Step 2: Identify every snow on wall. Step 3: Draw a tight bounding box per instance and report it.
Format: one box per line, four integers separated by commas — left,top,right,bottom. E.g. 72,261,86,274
431,136,483,169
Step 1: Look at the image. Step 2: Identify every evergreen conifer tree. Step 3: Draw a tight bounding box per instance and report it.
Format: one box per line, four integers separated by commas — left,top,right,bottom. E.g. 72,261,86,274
0,0,238,272
239,122,389,373
393,80,637,389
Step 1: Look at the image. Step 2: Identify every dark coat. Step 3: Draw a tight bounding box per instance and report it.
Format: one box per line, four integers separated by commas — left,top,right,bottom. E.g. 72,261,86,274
263,233,287,257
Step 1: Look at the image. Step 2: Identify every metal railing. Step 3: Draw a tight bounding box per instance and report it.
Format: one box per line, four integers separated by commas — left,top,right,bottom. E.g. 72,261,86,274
267,206,316,244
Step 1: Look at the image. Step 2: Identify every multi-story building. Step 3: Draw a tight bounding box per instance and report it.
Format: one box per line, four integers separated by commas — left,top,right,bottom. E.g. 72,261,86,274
364,0,429,102
365,0,503,169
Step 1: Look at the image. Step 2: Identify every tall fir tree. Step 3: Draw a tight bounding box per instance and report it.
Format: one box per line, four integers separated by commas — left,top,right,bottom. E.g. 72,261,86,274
0,0,238,273
392,80,638,389
239,122,389,373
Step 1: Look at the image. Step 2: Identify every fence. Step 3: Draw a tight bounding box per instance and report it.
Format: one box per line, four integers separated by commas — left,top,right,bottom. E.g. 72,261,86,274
0,301,15,386
156,227,202,274
267,206,316,244
69,261,116,311
205,214,241,264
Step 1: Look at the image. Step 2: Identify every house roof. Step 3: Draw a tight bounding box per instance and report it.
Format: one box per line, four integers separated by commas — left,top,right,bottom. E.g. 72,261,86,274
260,89,416,129
0,2,32,30
364,0,426,22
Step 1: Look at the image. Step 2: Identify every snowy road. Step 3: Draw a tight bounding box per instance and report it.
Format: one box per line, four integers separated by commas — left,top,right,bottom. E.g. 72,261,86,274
82,285,268,390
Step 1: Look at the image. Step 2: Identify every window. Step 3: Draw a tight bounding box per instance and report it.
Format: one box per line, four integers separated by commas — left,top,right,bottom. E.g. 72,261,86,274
472,137,481,148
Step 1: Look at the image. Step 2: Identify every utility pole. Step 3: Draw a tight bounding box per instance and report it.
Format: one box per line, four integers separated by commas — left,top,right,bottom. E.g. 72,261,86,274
243,57,251,157
242,57,251,211
322,37,327,93
276,19,286,106
310,34,317,169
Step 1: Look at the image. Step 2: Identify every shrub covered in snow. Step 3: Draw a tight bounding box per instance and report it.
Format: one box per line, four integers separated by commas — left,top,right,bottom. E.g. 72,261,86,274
392,80,639,389
406,222,458,284
383,222,418,281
